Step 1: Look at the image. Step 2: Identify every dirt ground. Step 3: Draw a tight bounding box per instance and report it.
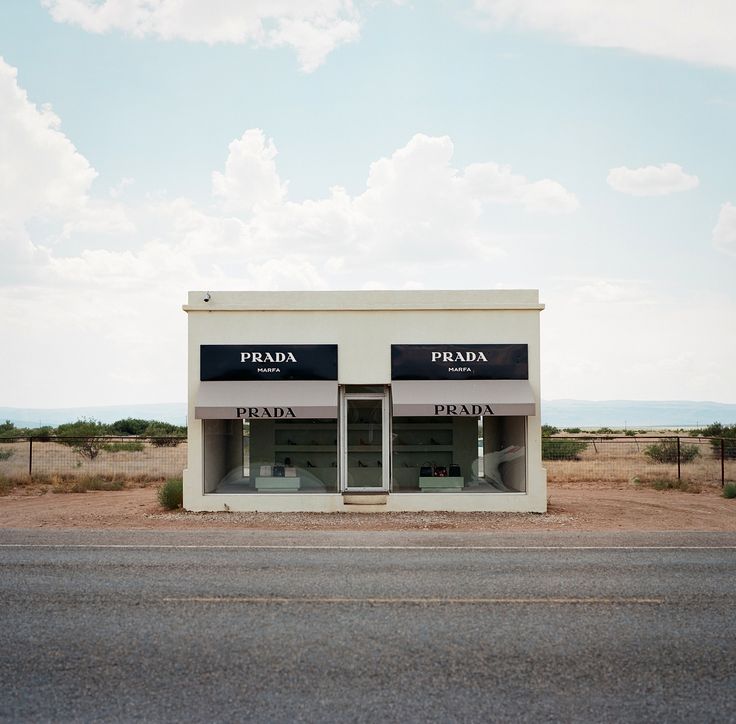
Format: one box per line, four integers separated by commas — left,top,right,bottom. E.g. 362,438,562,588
0,481,734,531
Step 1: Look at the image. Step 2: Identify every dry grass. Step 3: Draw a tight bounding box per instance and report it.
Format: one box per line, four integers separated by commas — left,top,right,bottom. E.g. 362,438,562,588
0,439,185,478
0,472,170,496
545,437,731,488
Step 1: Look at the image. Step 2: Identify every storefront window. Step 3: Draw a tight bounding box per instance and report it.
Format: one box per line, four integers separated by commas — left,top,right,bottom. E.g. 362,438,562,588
203,418,338,493
391,415,526,493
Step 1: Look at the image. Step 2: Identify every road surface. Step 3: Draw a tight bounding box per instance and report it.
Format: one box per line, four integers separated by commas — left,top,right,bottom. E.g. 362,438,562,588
1,529,735,722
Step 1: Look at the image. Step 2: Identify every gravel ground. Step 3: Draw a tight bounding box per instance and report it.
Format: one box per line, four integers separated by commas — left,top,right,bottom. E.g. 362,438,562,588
0,482,734,531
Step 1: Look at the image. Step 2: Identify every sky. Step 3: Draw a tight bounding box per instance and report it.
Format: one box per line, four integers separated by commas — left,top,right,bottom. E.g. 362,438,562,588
0,0,734,409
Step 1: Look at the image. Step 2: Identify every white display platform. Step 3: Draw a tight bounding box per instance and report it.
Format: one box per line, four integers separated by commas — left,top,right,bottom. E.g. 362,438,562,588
418,476,464,492
255,477,301,491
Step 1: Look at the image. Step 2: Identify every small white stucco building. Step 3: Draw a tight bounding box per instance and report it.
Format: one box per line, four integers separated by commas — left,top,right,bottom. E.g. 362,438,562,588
183,290,546,512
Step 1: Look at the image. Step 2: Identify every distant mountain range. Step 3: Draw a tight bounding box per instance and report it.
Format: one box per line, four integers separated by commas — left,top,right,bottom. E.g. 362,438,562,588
542,400,736,428
1,400,735,429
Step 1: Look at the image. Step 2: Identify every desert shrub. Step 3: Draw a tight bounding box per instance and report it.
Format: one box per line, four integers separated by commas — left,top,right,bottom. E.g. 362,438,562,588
625,430,636,437
594,427,618,436
148,437,183,448
542,438,589,461
650,478,700,493
158,478,183,509
31,426,54,442
109,418,151,436
145,422,186,447
697,423,736,459
723,483,736,499
644,439,700,464
55,419,111,460
101,441,145,453
542,425,560,436
0,450,13,461
0,476,14,495
0,420,16,437
51,477,125,493
563,427,582,434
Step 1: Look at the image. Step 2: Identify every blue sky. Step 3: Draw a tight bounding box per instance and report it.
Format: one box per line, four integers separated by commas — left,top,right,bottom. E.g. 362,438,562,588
0,0,734,408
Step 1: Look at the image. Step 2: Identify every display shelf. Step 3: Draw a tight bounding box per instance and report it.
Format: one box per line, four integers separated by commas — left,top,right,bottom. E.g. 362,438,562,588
394,445,453,452
274,443,337,452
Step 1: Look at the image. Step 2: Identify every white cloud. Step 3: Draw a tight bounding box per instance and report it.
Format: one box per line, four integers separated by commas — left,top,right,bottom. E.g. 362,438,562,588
472,0,736,71
349,134,578,258
713,202,736,256
542,284,736,401
0,57,96,224
606,163,699,197
43,0,362,72
567,279,655,305
0,112,579,282
212,130,287,214
0,56,583,406
463,162,579,213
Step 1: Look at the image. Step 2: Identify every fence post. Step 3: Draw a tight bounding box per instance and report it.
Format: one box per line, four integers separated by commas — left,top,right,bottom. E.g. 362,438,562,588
676,437,681,480
28,437,33,479
722,438,726,488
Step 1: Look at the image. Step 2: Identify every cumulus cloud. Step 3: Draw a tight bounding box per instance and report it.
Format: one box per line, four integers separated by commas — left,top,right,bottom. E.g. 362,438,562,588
464,163,579,213
0,57,96,223
0,55,584,405
212,130,287,214
606,163,699,197
472,0,736,71
713,202,736,255
0,53,579,286
43,0,362,72
1,119,581,285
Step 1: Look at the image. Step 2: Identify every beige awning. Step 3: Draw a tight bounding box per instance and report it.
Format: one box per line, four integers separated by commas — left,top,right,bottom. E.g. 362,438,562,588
195,381,338,419
392,380,536,417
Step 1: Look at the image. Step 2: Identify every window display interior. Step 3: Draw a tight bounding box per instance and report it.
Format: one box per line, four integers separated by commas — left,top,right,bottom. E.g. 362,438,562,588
203,413,525,494
391,415,526,493
203,418,338,494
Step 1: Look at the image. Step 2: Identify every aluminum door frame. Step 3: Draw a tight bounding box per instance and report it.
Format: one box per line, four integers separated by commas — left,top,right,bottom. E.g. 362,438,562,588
339,390,390,492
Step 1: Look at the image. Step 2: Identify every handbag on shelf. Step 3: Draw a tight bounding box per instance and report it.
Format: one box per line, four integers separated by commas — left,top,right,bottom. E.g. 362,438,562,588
419,462,433,477
259,465,272,477
273,465,285,478
433,466,448,477
448,464,461,477
285,467,297,477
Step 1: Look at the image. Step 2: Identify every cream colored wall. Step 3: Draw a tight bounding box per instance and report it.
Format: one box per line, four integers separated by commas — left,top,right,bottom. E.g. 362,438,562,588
183,290,546,512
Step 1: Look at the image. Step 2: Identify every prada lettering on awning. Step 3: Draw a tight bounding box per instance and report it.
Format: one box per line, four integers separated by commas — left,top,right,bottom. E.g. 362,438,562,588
195,381,338,420
391,380,536,417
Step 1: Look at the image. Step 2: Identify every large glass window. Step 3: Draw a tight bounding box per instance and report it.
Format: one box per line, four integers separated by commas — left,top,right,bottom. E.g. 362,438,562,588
391,415,526,493
203,418,338,493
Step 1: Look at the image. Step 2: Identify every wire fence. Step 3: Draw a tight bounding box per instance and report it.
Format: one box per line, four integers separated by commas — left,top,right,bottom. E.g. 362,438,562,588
1,435,733,489
544,436,734,488
0,436,187,483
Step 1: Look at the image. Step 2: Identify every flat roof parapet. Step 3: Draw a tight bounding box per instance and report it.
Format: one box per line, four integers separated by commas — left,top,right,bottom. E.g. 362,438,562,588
183,290,543,312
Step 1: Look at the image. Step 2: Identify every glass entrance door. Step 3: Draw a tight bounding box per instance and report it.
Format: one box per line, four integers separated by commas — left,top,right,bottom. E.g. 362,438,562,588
340,392,389,491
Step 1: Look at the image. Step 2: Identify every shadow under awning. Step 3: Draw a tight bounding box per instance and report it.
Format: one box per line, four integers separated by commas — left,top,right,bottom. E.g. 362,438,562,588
391,379,536,417
195,381,338,419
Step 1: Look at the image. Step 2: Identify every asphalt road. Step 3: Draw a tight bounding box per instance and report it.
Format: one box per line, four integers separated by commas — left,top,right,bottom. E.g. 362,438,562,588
1,530,735,723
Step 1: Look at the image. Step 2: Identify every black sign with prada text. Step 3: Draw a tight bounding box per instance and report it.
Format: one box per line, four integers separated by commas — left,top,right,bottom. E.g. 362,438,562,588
201,345,338,381
391,344,528,380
